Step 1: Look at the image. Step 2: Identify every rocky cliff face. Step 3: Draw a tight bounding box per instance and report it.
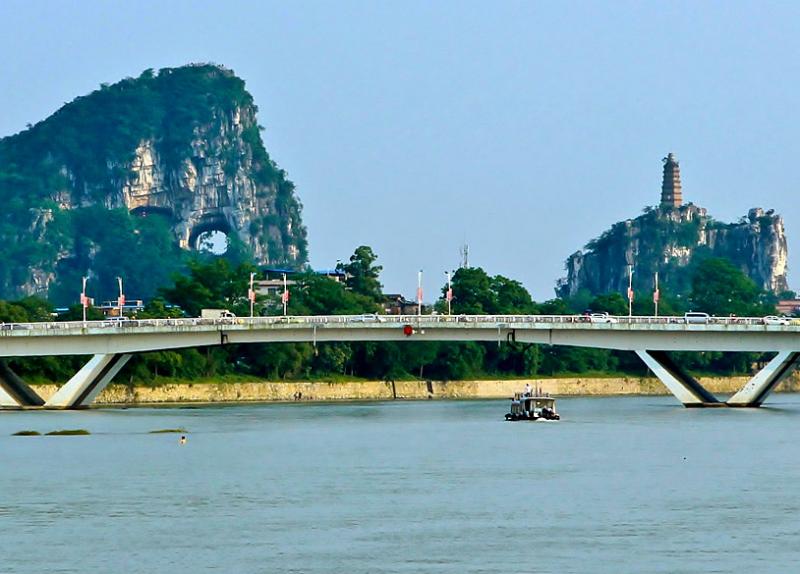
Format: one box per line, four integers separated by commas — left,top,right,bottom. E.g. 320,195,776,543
557,204,789,297
0,64,307,301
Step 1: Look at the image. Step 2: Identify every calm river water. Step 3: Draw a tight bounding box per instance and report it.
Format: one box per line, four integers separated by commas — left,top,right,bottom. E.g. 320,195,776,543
2,395,800,573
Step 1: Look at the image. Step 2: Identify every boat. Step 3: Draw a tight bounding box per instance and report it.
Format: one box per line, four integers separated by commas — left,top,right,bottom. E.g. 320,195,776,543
505,392,560,421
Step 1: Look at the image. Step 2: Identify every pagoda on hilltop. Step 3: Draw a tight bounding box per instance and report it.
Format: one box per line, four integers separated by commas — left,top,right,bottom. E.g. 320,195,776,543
660,152,683,208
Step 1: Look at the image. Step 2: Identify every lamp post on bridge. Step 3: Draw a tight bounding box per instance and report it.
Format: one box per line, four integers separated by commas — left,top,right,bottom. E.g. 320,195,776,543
281,273,289,316
117,277,125,318
445,271,453,316
80,276,89,325
653,272,660,317
248,272,256,318
627,265,634,318
417,270,423,316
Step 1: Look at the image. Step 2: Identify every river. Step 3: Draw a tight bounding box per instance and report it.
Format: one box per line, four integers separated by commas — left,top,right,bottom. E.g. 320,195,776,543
2,395,800,573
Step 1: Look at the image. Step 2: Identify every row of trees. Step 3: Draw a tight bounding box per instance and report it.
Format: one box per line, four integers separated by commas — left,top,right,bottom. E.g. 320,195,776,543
0,246,782,384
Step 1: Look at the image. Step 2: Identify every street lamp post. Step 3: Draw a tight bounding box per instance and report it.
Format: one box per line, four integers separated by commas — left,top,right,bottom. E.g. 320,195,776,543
248,272,256,318
445,271,452,315
81,276,88,325
282,273,289,316
653,272,660,317
417,270,423,316
627,265,634,318
117,277,125,318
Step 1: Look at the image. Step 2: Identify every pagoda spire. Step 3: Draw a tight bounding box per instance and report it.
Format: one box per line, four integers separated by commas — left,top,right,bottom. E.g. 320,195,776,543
660,152,682,208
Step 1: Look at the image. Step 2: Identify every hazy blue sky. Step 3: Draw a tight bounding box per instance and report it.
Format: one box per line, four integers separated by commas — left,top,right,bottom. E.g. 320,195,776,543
2,1,799,300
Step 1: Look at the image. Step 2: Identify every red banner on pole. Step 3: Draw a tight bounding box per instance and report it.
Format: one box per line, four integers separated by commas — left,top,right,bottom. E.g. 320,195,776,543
653,289,660,303
118,295,125,307
446,288,453,302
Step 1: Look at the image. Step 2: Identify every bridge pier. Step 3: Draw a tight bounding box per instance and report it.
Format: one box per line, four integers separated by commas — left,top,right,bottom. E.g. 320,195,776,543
726,351,800,407
0,360,44,408
635,350,722,407
45,354,131,409
639,350,800,408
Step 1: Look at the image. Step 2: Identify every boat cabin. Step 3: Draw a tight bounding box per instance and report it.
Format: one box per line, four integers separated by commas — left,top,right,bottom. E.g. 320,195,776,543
505,392,560,421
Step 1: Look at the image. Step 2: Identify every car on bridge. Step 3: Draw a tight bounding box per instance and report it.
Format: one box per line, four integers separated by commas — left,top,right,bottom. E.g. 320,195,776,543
684,312,710,324
589,313,618,324
351,314,385,323
763,315,791,326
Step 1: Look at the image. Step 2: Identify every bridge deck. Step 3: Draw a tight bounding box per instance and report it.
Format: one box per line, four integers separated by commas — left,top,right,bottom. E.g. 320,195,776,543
2,314,800,357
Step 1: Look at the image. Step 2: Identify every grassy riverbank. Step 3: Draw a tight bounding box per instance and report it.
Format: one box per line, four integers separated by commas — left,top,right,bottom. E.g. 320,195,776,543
28,374,800,406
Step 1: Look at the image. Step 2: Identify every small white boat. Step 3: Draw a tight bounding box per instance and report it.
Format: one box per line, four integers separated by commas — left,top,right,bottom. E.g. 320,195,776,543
505,393,560,421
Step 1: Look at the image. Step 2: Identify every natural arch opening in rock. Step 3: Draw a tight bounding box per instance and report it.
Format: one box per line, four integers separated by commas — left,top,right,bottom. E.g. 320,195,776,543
195,230,229,255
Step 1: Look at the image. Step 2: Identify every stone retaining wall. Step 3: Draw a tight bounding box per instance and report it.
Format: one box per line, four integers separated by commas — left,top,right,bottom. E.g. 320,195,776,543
29,374,800,405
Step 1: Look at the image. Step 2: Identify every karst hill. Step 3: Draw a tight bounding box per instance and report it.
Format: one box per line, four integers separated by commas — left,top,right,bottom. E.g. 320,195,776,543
557,153,789,299
0,64,307,303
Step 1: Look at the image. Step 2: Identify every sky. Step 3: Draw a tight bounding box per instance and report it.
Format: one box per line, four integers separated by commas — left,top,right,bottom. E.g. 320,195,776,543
2,0,800,301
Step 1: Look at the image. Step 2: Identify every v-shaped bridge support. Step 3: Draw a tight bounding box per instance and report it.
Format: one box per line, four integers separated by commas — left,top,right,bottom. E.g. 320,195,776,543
45,354,132,409
637,350,800,408
0,360,45,408
635,350,723,407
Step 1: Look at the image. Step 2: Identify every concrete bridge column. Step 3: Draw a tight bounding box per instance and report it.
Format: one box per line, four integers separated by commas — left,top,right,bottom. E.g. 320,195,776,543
45,354,132,409
0,360,44,408
636,350,722,407
726,351,800,407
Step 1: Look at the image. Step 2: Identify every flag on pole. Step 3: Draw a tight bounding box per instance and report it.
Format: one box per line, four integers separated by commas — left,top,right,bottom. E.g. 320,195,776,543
653,289,660,303
627,288,634,302
80,294,88,308
281,290,290,304
118,295,125,307
248,289,256,303
446,288,453,302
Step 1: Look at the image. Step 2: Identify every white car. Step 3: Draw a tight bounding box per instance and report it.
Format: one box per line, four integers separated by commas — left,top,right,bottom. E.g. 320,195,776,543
763,315,791,326
351,313,384,323
589,313,618,324
684,312,710,324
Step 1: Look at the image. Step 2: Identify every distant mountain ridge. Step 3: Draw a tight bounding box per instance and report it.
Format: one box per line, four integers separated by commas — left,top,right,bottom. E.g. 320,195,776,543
0,63,307,302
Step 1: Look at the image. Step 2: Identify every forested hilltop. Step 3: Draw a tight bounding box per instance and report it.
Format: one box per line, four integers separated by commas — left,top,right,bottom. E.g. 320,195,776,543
0,63,306,303
0,245,786,385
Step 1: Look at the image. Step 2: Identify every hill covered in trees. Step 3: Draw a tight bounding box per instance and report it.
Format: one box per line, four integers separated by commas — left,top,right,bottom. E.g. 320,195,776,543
0,63,307,304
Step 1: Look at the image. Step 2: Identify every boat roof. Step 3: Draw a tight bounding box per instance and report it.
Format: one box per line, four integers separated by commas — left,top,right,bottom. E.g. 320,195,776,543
512,395,555,403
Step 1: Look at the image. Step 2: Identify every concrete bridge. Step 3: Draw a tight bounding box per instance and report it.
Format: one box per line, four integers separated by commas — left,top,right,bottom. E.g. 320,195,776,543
1,314,799,409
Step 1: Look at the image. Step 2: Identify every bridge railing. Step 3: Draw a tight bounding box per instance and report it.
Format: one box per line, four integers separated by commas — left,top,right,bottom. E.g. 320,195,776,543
0,313,791,333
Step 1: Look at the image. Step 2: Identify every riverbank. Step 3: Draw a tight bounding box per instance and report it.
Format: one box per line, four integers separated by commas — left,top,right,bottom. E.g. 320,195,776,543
29,374,800,405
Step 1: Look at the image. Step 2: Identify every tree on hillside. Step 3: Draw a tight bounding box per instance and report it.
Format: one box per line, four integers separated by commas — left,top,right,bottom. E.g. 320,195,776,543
159,258,260,317
337,246,383,302
490,276,536,314
690,258,772,317
447,267,495,314
589,293,628,316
